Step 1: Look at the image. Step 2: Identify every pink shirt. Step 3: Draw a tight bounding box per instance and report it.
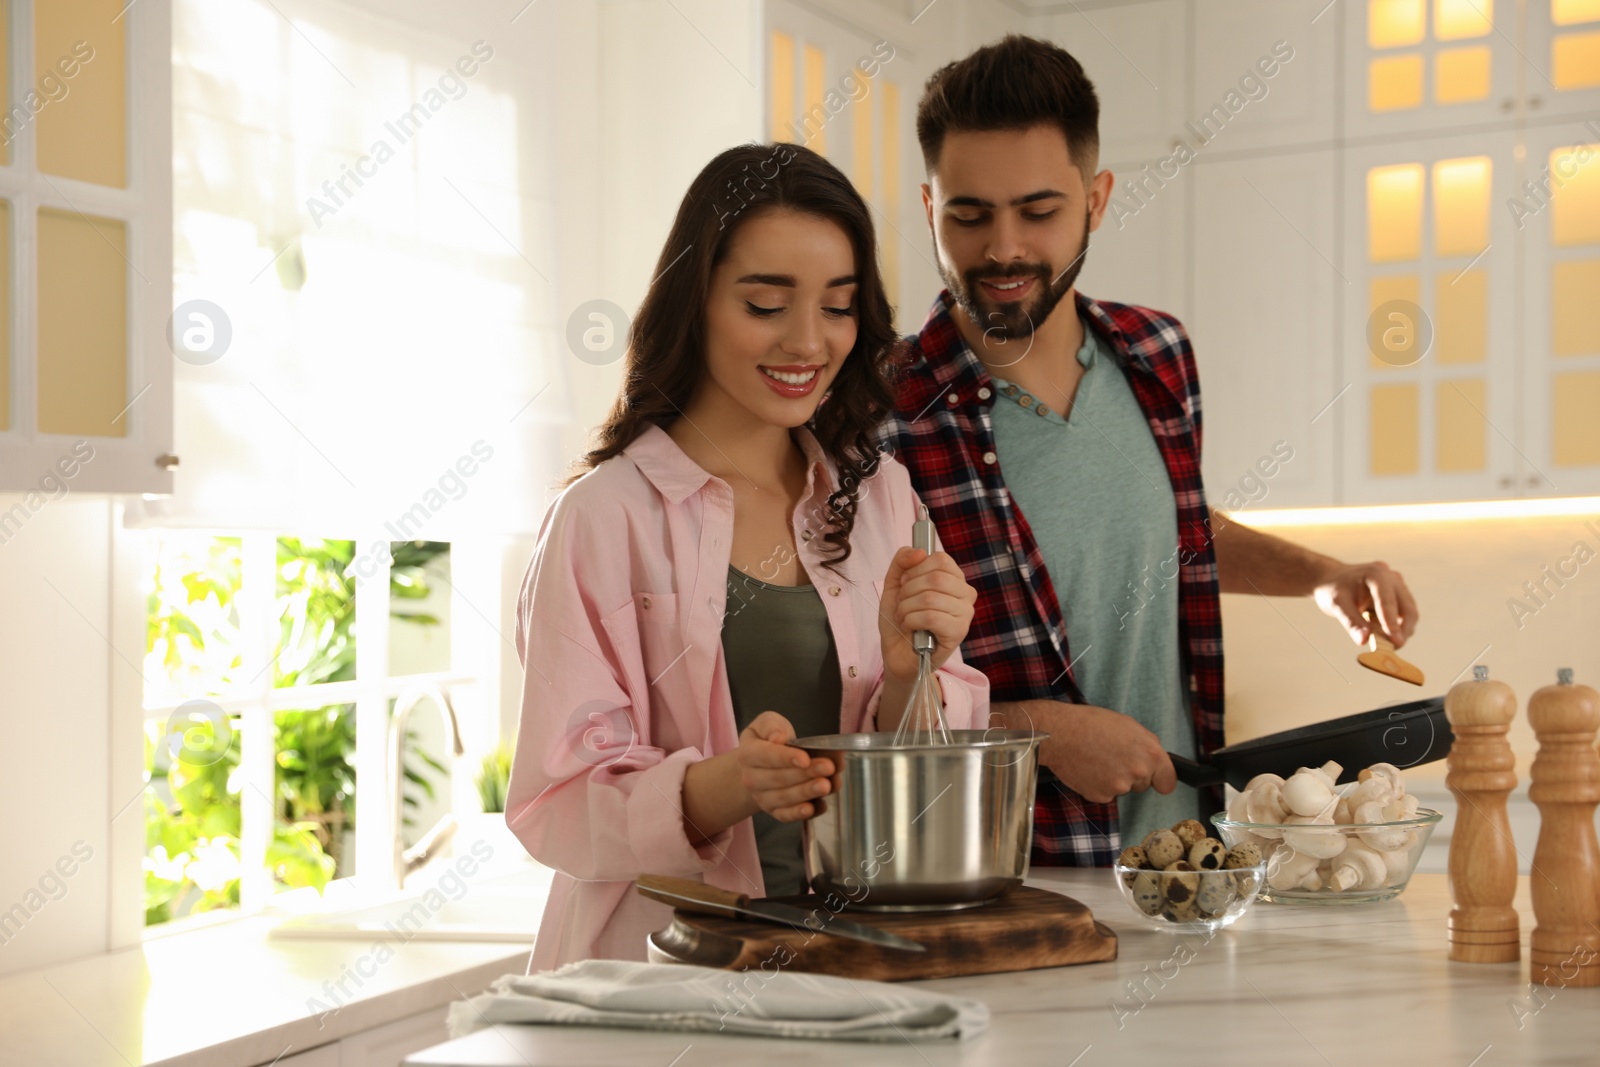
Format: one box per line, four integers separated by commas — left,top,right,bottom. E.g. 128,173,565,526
507,423,990,970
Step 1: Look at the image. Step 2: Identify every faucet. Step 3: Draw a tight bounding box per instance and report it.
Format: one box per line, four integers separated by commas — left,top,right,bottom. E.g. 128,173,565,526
389,684,465,890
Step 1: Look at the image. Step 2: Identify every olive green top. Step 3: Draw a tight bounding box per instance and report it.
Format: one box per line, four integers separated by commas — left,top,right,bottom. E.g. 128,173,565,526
721,564,842,897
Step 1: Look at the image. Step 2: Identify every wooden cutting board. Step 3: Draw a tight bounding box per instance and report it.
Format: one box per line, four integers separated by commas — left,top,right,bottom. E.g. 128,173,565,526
646,885,1117,981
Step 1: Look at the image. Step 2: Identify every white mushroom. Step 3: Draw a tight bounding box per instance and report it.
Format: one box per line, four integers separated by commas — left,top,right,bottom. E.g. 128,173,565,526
1281,813,1348,859
1303,761,1343,788
1380,846,1413,886
1384,792,1420,821
1227,786,1252,823
1347,774,1396,809
1355,799,1412,851
1282,768,1339,818
1244,780,1290,835
1267,847,1321,891
1360,762,1405,796
1243,772,1287,793
1329,841,1388,891
1228,827,1273,851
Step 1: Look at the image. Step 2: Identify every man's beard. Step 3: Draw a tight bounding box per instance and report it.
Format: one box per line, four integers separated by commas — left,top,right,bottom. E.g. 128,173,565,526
939,211,1091,344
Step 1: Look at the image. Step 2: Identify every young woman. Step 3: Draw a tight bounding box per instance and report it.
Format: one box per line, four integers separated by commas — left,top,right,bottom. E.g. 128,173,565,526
506,143,988,969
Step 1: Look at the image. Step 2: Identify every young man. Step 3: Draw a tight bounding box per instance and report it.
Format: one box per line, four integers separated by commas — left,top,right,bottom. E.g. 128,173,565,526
880,35,1420,863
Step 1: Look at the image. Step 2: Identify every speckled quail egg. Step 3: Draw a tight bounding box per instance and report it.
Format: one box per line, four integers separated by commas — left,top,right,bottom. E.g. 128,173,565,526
1188,838,1227,870
1118,846,1148,885
1131,870,1163,915
1195,875,1237,916
1160,860,1200,905
1162,897,1201,923
1142,829,1185,869
1171,819,1209,849
1223,842,1263,870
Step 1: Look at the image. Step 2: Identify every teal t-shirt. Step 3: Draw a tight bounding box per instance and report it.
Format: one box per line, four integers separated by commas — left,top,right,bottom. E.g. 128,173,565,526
988,316,1198,847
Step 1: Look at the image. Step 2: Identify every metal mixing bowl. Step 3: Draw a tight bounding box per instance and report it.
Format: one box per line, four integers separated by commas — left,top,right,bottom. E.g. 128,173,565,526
793,729,1046,911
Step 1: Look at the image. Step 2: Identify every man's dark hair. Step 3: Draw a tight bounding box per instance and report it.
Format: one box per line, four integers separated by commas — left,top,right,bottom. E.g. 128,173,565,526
916,34,1100,180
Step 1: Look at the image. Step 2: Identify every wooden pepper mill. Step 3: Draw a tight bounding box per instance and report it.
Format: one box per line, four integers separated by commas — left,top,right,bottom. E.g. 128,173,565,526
1528,667,1600,987
1445,665,1520,962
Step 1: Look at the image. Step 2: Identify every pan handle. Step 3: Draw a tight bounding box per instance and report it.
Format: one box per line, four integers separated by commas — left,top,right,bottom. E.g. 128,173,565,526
1169,752,1226,789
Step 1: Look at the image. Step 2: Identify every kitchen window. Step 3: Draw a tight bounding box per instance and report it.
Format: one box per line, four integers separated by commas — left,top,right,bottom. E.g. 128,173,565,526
113,0,565,941
140,533,471,929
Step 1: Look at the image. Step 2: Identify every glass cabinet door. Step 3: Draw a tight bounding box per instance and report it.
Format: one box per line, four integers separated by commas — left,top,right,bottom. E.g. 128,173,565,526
0,0,171,495
1343,132,1520,503
1346,0,1517,138
1520,125,1600,496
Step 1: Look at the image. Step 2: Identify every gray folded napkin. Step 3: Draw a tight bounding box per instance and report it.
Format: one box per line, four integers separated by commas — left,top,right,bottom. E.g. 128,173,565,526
448,959,989,1042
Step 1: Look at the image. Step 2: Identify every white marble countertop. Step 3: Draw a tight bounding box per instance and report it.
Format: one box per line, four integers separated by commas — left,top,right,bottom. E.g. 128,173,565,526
0,862,546,1067
405,868,1594,1067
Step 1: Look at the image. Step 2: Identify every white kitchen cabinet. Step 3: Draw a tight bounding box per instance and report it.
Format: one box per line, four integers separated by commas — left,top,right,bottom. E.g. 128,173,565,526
1524,0,1600,124
1079,147,1189,325
1340,130,1521,504
1189,150,1338,509
1517,122,1600,497
1190,0,1341,155
1342,0,1521,138
764,0,933,330
339,1006,452,1067
1034,0,1188,168
0,0,173,495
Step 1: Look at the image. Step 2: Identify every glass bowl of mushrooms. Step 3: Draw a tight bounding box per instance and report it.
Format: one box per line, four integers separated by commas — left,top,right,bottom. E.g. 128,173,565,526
1211,760,1443,905
1112,818,1267,934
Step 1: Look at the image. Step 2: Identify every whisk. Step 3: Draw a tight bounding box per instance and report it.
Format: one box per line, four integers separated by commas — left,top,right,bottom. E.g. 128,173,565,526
891,504,954,746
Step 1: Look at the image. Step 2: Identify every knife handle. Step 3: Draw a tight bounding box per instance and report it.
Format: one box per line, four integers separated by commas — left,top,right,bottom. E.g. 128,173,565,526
636,874,751,918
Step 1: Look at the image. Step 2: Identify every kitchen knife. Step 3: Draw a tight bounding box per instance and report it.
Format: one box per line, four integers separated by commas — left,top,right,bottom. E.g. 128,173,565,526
635,874,927,953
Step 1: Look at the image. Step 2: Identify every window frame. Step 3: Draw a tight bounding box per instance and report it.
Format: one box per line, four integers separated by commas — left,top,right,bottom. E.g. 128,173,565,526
111,523,484,944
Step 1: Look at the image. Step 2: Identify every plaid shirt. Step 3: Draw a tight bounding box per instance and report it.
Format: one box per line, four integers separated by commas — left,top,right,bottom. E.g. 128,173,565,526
878,290,1224,867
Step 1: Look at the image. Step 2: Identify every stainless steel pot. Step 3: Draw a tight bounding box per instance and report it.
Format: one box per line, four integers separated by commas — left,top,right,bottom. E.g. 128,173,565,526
793,729,1046,911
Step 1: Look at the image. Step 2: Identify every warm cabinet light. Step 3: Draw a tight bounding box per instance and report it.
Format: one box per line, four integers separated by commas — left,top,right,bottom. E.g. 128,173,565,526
1553,32,1600,89
770,31,795,144
1369,54,1426,111
1435,0,1493,39
1552,260,1600,356
1435,46,1492,102
1551,145,1600,246
1553,0,1600,26
1436,267,1488,364
1433,156,1492,257
1370,0,1427,47
1240,496,1600,528
1369,163,1425,261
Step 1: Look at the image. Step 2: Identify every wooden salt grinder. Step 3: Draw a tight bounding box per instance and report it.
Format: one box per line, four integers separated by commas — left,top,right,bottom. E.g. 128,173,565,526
1445,665,1520,963
1529,668,1600,988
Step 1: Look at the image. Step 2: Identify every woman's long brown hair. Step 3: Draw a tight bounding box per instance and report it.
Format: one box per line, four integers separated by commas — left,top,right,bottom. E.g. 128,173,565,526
567,142,900,566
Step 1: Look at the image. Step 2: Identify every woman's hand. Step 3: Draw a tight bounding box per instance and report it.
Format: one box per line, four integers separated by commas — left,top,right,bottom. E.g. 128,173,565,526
734,711,834,822
878,545,977,684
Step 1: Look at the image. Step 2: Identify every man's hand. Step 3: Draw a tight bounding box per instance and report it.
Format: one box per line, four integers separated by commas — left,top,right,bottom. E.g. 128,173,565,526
994,700,1176,804
1312,560,1419,650
1211,511,1421,650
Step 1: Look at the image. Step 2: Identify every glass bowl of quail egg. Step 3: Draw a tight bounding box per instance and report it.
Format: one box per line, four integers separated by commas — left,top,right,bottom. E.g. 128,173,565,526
1113,818,1267,934
1211,760,1443,905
